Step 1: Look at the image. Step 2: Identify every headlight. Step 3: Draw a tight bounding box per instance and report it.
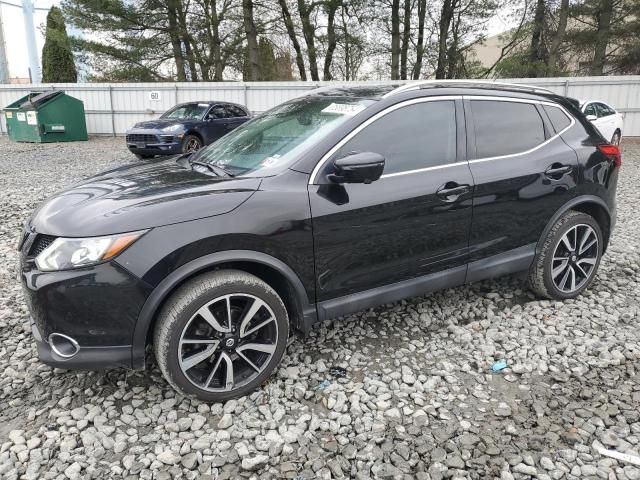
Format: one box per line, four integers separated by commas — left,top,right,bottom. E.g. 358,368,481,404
35,231,146,271
161,124,184,132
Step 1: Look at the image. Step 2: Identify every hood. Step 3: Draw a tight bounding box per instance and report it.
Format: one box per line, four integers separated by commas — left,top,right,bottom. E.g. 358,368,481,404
131,118,194,130
30,159,261,237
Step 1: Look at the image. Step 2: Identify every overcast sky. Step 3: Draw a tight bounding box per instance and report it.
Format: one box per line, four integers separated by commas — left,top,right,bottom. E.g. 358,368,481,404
0,0,56,81
1,0,518,82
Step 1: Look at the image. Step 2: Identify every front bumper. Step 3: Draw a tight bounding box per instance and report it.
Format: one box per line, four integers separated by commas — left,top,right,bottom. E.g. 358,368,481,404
126,129,183,156
127,143,183,156
31,319,133,369
19,242,153,368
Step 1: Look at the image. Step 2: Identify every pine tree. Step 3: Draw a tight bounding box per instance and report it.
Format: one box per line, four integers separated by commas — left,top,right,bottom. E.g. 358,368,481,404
42,6,77,82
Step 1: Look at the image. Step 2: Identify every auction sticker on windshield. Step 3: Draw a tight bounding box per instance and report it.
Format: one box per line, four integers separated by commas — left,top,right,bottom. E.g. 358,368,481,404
321,103,366,116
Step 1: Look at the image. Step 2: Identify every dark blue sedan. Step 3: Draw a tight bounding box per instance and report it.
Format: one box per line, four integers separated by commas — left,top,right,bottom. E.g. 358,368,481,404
125,101,251,159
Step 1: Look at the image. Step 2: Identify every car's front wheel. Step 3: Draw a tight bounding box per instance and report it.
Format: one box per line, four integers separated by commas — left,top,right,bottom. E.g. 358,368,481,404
182,134,202,153
154,270,289,401
528,211,603,300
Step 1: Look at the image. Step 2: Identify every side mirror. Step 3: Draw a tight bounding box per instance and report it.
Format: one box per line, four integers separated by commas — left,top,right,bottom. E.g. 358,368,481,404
330,151,385,184
586,114,597,122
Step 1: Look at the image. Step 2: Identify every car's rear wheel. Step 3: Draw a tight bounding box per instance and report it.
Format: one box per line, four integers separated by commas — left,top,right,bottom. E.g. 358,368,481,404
528,211,603,300
154,270,289,401
182,134,202,153
611,130,621,146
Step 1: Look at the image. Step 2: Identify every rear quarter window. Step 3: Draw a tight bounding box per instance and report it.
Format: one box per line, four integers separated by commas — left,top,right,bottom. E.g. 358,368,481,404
471,100,546,158
543,105,572,133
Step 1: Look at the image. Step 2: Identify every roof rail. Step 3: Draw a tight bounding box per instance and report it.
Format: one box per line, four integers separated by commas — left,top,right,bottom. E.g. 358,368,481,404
381,80,555,98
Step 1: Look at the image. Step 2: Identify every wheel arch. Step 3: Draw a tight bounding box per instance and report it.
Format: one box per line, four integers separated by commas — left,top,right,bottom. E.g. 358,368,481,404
131,250,316,369
537,196,612,255
184,130,204,145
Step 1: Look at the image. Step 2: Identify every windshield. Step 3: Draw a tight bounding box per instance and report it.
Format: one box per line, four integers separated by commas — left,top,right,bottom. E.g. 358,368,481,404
162,103,210,120
190,96,375,176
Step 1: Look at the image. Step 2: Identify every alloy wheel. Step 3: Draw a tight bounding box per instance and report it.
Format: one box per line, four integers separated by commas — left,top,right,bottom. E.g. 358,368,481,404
185,138,201,152
551,224,599,294
178,294,278,392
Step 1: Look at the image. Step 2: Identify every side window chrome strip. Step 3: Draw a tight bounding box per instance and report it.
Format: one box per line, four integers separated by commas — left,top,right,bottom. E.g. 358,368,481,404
308,96,462,185
380,161,469,179
464,96,576,164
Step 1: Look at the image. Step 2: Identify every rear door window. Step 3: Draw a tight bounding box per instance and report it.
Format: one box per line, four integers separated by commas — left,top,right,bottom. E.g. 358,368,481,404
223,105,244,118
543,105,572,133
229,105,248,117
596,103,614,117
471,100,546,159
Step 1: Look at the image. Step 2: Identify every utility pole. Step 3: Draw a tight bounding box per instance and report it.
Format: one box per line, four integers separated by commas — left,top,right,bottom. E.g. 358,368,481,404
22,0,41,82
0,5,8,82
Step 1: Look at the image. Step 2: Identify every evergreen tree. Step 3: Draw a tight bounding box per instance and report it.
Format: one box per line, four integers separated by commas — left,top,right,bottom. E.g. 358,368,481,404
42,6,78,82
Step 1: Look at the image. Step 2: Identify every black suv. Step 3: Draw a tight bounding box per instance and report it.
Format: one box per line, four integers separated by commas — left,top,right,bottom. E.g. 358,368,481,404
19,81,620,401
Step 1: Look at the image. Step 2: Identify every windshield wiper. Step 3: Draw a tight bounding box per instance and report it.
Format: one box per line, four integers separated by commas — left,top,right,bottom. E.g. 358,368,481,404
189,160,234,177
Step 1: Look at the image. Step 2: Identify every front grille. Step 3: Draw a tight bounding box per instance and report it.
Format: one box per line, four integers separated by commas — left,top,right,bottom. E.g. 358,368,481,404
126,134,158,144
28,234,57,257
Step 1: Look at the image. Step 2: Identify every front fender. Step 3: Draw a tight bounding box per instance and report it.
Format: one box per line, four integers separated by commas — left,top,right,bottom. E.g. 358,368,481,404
127,250,315,369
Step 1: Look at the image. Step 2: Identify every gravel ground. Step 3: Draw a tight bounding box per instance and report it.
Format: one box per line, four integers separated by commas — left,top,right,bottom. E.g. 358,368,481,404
0,136,639,480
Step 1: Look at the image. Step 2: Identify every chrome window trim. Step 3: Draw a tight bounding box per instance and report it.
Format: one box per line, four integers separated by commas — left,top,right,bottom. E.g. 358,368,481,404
308,95,575,184
308,96,462,184
465,96,575,164
381,161,469,179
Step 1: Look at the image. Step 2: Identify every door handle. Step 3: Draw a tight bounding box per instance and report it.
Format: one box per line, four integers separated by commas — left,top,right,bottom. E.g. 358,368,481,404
544,164,572,178
436,182,471,201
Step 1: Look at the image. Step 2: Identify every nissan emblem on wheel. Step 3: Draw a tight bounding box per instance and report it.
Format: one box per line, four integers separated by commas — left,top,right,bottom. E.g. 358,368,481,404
18,81,620,402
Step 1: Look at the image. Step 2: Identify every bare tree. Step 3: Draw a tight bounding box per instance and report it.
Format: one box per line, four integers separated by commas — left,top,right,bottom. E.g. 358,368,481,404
323,0,341,79
277,0,307,79
548,0,569,72
243,0,260,80
435,0,456,79
297,0,320,80
527,0,546,76
411,0,427,79
590,0,614,75
390,0,401,79
399,0,411,79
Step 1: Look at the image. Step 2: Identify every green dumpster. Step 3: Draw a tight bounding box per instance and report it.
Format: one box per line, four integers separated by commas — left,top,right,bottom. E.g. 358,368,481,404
3,90,88,142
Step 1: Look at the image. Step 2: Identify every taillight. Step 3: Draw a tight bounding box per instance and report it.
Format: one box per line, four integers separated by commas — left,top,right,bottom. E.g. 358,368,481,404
597,144,622,167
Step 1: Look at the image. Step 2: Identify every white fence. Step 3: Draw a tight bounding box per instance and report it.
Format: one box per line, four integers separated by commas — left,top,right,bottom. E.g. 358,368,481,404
1,76,639,136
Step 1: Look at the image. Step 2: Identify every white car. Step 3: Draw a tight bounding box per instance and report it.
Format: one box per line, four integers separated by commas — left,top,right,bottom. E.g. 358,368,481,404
580,100,624,145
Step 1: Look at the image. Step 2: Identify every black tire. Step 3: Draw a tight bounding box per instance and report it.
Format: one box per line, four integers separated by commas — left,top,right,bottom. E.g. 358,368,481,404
153,270,289,401
181,134,202,154
135,153,154,160
611,130,621,146
528,211,603,300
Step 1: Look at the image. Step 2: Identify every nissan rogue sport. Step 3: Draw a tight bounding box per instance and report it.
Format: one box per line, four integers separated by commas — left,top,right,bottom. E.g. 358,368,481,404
18,81,620,401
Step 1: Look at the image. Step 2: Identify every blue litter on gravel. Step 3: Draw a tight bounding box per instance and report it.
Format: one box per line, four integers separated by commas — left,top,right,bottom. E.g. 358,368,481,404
491,361,508,372
316,380,331,390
